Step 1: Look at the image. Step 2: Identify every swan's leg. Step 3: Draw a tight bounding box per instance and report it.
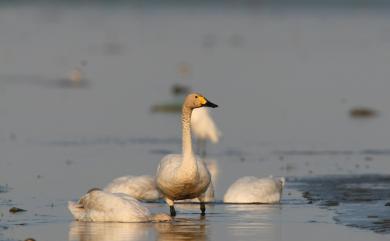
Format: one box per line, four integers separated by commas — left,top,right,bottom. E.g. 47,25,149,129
198,196,206,216
165,198,176,216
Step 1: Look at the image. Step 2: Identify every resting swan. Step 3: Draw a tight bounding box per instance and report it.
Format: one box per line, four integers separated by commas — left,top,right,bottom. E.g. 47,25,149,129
191,108,221,158
223,176,285,204
68,188,171,222
156,93,218,216
104,175,162,202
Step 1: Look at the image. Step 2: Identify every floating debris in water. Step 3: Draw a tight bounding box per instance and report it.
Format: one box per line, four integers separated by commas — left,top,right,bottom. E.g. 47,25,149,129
321,200,339,207
364,156,373,161
65,159,74,166
349,107,378,119
9,207,27,213
280,163,295,172
355,164,360,168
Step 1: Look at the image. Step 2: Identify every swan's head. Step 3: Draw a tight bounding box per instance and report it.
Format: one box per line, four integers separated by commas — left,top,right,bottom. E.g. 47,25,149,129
184,93,218,109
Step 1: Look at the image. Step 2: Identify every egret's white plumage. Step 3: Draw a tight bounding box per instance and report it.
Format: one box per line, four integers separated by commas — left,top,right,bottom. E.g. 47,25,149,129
104,175,162,202
68,189,171,222
191,108,221,144
223,176,285,204
155,93,218,216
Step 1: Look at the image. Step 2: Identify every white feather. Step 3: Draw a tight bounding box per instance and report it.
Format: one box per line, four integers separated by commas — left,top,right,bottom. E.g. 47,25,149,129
68,190,171,222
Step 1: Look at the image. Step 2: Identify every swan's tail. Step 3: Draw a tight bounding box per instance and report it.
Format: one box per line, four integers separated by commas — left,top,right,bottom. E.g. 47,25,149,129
68,201,85,220
150,213,172,222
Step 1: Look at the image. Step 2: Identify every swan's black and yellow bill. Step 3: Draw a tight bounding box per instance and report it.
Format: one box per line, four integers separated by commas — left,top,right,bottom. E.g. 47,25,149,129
198,95,218,108
203,99,218,108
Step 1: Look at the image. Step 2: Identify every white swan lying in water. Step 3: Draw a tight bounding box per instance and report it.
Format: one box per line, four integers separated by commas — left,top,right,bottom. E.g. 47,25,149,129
104,175,162,202
223,176,285,204
68,188,171,222
156,93,218,216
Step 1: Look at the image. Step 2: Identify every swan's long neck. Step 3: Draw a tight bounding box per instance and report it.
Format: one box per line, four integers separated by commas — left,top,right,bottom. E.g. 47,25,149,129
179,105,197,175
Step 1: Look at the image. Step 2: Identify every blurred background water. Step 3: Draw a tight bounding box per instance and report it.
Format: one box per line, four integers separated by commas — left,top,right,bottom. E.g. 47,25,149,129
0,1,390,240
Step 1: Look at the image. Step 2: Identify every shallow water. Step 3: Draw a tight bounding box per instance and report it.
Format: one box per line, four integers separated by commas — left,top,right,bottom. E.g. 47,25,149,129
292,175,390,233
1,4,390,241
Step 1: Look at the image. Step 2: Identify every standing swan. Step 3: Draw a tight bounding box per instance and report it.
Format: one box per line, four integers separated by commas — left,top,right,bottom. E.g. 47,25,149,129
156,93,218,216
223,176,285,204
68,188,171,222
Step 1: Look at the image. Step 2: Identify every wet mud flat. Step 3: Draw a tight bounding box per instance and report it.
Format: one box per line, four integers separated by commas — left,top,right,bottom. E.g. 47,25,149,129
290,174,390,233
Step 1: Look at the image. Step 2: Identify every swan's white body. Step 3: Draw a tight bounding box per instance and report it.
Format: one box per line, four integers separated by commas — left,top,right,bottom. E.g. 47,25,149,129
191,108,221,143
155,93,218,216
68,189,171,222
104,175,162,202
156,154,210,201
223,176,285,204
177,159,218,203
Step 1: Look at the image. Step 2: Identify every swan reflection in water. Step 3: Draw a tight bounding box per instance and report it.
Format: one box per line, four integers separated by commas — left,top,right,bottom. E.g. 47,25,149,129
155,217,207,241
224,204,282,240
68,221,151,241
69,217,208,241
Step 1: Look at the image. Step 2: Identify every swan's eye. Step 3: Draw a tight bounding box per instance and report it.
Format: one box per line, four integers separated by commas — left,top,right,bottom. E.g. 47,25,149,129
195,96,198,99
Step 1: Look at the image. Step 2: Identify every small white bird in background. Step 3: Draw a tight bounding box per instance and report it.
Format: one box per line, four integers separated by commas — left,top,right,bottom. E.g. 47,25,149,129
68,188,171,222
191,107,221,158
223,176,285,204
104,175,162,202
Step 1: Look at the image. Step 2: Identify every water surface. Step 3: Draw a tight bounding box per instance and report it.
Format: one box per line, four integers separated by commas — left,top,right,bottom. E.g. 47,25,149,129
1,5,390,241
